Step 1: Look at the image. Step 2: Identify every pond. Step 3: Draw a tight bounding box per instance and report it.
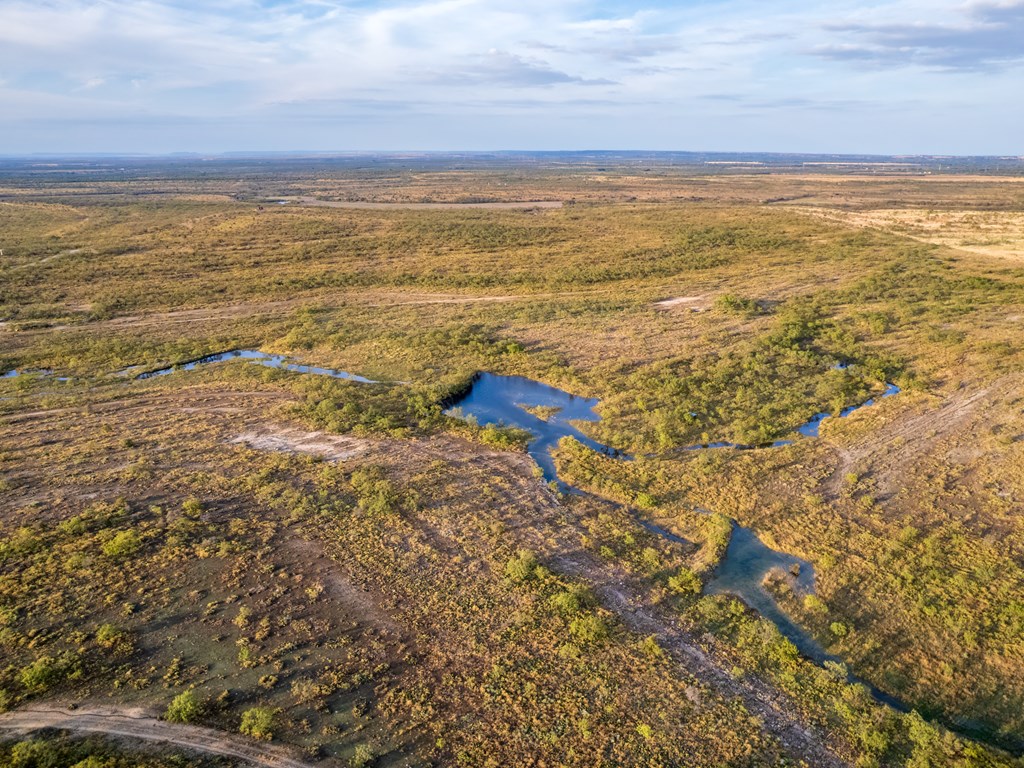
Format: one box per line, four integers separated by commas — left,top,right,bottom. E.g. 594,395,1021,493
444,372,626,490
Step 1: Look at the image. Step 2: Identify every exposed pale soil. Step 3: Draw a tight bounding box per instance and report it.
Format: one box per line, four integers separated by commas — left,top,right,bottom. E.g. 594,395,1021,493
229,425,372,462
653,295,709,310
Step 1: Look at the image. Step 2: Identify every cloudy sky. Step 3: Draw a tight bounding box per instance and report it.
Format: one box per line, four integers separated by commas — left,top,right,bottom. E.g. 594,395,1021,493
1,0,1021,154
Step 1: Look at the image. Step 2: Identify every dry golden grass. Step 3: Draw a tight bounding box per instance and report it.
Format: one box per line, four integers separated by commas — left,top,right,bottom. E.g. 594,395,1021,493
3,163,1024,766
800,207,1024,262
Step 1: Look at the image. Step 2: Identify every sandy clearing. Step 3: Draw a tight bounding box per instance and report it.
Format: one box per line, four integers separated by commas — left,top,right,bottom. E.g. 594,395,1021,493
287,196,563,210
230,425,372,462
0,705,316,768
653,295,708,310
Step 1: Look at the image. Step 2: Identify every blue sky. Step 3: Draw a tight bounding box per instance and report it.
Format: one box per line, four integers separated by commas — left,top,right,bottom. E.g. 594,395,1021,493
0,0,1021,154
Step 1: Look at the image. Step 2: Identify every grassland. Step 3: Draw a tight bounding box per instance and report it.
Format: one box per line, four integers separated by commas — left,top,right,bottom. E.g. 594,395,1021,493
2,158,1024,767
801,207,1024,263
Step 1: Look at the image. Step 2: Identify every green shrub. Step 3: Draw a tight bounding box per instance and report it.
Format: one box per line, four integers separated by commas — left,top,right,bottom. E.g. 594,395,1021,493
95,624,120,646
504,550,540,583
639,546,661,574
182,497,204,517
830,621,849,638
18,653,78,693
239,707,276,740
478,423,530,450
351,743,376,768
8,740,51,768
0,528,42,560
714,294,762,316
667,567,702,596
70,757,112,768
58,515,88,537
803,595,828,614
164,690,202,724
569,614,610,646
634,492,656,509
101,530,141,560
640,635,664,659
350,467,403,516
549,586,594,616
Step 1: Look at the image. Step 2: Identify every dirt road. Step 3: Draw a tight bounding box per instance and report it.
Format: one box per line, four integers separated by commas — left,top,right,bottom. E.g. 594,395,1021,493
0,705,317,768
289,196,563,210
550,548,852,768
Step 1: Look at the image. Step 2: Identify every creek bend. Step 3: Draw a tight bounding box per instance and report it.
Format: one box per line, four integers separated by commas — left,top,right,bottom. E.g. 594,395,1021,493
0,355,927,715
445,372,911,709
9,351,1015,749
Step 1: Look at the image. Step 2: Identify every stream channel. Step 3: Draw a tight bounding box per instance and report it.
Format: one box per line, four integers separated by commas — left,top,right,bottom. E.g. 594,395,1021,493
8,351,1017,748
444,371,910,711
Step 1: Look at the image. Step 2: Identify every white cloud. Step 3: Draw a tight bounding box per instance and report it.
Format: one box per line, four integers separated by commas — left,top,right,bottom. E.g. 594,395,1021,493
0,0,1019,152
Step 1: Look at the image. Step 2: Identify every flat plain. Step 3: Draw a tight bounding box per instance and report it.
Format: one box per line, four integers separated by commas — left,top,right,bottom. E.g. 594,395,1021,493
2,155,1024,767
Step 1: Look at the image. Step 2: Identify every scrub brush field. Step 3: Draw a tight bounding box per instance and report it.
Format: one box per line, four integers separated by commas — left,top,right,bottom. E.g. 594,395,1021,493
2,156,1024,767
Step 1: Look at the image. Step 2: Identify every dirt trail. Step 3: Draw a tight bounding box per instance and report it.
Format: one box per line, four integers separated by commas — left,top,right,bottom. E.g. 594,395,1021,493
0,706,317,768
27,290,602,333
550,549,851,768
0,389,294,426
820,379,1011,497
289,196,563,210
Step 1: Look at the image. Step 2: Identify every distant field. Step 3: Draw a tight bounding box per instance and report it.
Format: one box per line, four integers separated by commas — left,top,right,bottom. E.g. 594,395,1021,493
286,196,565,210
801,207,1024,262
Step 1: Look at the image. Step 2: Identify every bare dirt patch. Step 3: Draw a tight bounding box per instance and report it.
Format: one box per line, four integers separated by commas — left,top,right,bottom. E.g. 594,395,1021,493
653,295,709,311
230,425,372,462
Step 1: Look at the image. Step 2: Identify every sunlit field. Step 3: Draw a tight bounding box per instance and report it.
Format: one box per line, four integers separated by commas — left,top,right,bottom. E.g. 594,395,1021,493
2,157,1024,767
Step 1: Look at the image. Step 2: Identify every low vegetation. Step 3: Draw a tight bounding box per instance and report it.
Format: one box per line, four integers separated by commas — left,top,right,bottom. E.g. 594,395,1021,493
2,158,1024,766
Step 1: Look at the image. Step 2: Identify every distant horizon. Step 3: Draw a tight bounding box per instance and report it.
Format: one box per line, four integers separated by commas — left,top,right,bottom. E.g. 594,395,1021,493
2,149,1022,161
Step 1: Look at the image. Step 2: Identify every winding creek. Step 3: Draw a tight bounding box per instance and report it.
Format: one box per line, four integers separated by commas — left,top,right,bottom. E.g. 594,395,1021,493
443,371,915,711
0,354,983,733
3,350,398,385
133,349,391,383
7,350,1013,745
